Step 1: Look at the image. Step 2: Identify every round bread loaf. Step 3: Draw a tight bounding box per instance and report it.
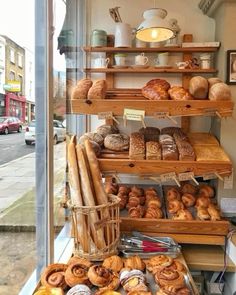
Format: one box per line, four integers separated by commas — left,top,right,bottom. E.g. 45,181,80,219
208,82,231,101
189,76,208,99
208,77,222,89
79,132,104,146
146,78,171,91
96,124,119,138
80,140,101,157
104,134,130,151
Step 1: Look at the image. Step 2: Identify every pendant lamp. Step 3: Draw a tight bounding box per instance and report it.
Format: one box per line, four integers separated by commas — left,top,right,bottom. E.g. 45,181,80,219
136,8,174,42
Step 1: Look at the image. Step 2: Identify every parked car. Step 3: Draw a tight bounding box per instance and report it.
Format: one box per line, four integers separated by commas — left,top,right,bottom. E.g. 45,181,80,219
25,120,66,145
0,116,23,134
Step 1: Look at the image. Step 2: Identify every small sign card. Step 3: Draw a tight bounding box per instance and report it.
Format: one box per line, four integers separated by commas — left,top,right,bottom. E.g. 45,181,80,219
154,112,168,119
178,172,194,182
203,173,217,181
160,172,180,186
123,108,145,121
98,111,113,120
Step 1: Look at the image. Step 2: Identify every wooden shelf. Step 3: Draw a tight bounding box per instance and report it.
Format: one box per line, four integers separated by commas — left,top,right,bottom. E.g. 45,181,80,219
84,67,217,74
98,158,232,177
83,46,219,53
69,98,234,118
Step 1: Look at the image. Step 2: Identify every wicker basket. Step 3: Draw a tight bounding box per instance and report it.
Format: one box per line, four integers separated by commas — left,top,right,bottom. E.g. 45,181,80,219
70,194,120,261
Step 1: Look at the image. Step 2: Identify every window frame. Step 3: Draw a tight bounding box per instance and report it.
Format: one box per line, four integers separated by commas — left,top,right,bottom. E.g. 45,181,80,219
9,47,15,64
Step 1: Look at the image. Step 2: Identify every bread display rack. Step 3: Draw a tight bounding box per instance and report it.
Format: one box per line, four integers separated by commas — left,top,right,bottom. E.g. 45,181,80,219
68,35,233,246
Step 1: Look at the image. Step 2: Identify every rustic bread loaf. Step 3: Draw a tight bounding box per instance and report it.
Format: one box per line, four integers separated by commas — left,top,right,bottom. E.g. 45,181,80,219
142,84,169,100
79,132,104,146
96,124,119,138
159,134,175,145
104,134,129,151
146,141,162,160
146,78,171,91
208,82,231,101
162,144,179,160
161,127,183,136
129,132,145,160
168,86,192,100
176,141,196,161
139,126,160,142
87,79,107,99
189,76,208,99
208,77,222,89
71,78,93,99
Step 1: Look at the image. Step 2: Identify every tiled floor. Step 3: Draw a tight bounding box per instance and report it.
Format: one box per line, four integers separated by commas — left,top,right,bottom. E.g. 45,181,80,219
0,232,36,295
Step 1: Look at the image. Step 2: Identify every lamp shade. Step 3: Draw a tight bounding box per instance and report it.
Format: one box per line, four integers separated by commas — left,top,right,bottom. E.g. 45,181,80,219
136,8,174,42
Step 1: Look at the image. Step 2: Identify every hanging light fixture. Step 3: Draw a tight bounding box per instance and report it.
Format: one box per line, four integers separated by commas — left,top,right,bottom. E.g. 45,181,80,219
136,8,174,42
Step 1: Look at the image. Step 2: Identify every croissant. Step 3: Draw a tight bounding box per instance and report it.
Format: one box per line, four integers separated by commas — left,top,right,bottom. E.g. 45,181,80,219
197,206,210,220
195,196,211,208
66,284,92,295
128,205,145,218
119,194,128,210
65,262,90,287
124,255,146,271
102,255,123,273
146,197,162,209
131,186,144,196
207,204,221,221
172,209,193,221
199,184,214,198
168,199,184,214
181,193,195,207
166,188,181,201
34,287,64,295
127,195,141,207
118,185,131,195
154,268,185,291
146,255,173,273
40,263,68,290
181,183,197,195
87,265,113,287
144,207,163,219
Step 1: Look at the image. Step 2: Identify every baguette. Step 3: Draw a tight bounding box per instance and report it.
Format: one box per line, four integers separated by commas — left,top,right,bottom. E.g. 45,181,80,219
67,136,89,252
76,144,106,250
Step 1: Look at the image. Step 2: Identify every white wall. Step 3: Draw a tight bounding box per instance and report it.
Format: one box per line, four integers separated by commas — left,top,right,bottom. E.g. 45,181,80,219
0,36,6,94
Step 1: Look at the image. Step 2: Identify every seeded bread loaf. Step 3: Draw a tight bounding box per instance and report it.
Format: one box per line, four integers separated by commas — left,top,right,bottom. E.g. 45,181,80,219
104,134,130,151
139,126,160,142
146,141,162,160
129,132,145,160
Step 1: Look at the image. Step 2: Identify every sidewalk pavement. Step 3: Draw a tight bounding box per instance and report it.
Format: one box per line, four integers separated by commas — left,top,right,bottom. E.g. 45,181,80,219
0,142,66,225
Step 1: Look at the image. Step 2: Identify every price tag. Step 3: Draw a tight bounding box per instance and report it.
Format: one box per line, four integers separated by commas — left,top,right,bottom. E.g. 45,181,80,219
203,173,217,180
98,111,113,120
154,112,168,119
178,172,194,182
224,171,234,190
123,108,145,121
160,172,178,183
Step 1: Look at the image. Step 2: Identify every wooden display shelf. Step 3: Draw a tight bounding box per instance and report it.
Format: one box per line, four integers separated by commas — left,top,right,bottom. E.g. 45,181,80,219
83,46,219,53
120,219,230,246
84,67,217,74
68,97,234,118
98,158,232,177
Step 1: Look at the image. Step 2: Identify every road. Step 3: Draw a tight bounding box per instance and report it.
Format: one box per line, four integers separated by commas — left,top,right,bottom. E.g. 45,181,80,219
0,132,34,165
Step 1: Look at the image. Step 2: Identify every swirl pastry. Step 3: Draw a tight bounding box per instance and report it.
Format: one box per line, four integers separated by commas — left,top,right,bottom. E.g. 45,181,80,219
128,206,145,218
146,197,162,209
168,199,184,214
124,255,146,271
199,184,214,198
102,255,123,273
166,188,181,201
65,262,90,287
67,256,92,268
172,209,193,221
120,269,148,293
165,260,186,274
34,287,64,295
195,196,211,208
181,193,195,207
181,183,197,195
41,263,68,290
88,265,112,287
144,207,163,219
66,284,92,295
146,255,173,273
154,268,185,291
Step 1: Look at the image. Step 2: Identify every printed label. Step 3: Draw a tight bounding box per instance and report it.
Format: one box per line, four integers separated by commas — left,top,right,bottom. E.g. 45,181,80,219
160,172,177,183
98,111,113,120
123,108,145,121
178,172,194,182
154,112,168,119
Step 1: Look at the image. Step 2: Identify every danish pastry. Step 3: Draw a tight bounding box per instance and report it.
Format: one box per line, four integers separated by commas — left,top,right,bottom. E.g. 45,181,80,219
41,263,68,290
154,268,185,291
120,269,148,293
124,255,146,271
102,255,123,273
146,255,173,273
65,261,91,287
87,265,119,289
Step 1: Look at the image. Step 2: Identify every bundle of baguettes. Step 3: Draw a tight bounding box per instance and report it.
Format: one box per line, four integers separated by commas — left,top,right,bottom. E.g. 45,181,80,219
68,136,110,252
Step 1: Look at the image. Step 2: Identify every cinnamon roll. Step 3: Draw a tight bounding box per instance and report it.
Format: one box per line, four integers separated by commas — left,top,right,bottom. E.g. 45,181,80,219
65,262,90,287
87,265,117,288
154,268,185,291
102,255,123,273
124,255,146,271
146,255,173,273
41,263,68,290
